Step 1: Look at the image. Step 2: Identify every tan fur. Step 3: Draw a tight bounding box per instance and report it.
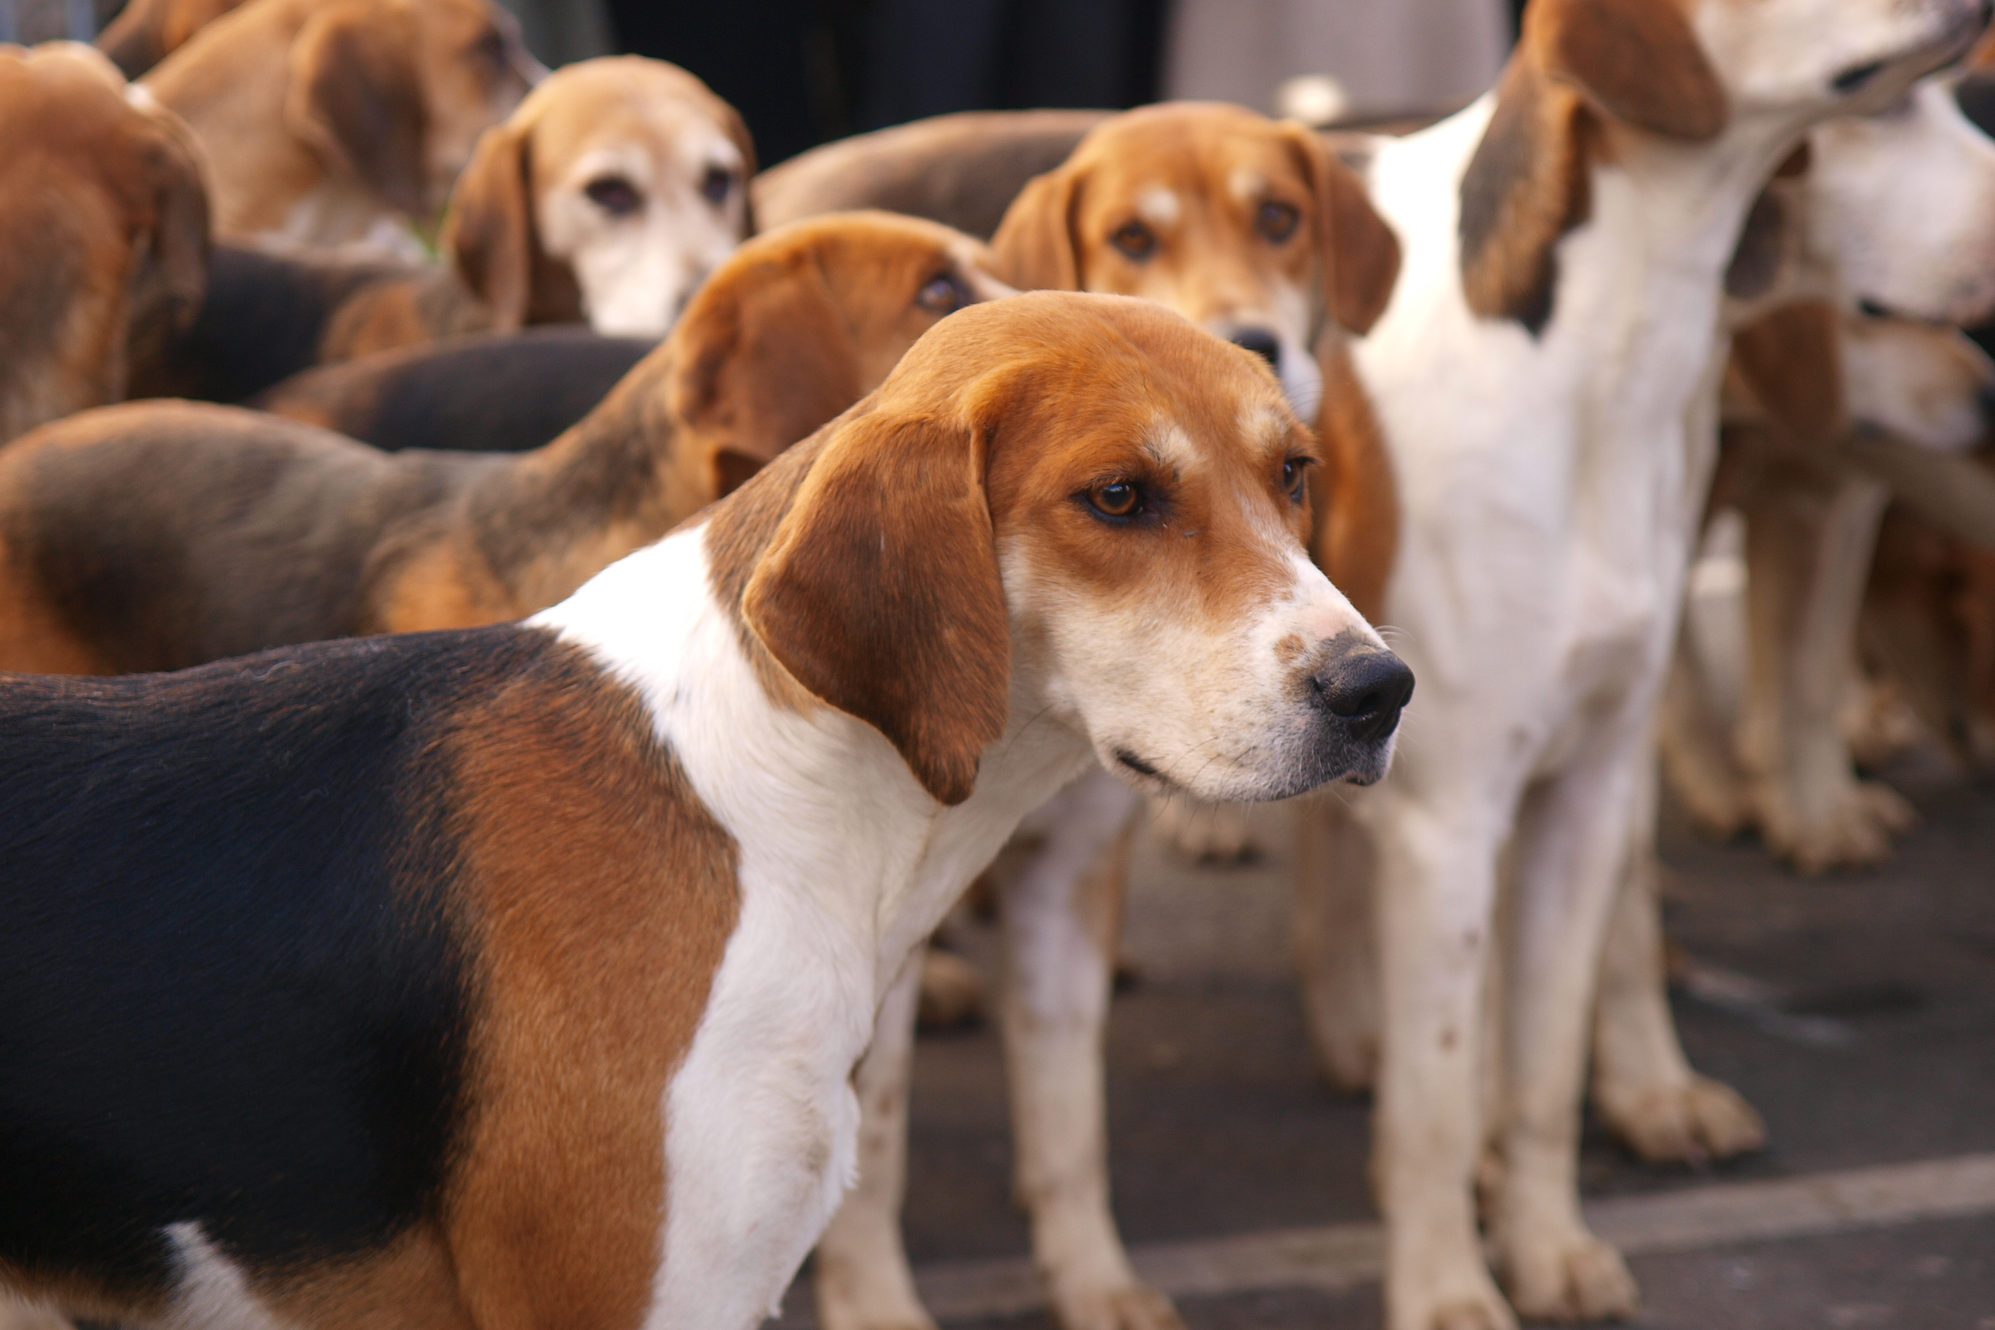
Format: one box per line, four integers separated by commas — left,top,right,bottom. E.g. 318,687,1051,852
1310,341,1399,623
991,102,1398,340
141,0,538,247
96,0,249,78
446,58,754,329
441,673,740,1329
0,215,1000,676
0,45,210,443
1727,300,1849,451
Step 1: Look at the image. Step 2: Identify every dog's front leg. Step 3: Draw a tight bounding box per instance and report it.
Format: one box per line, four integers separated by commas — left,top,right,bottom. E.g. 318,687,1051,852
814,955,934,1330
1373,796,1515,1330
997,773,1174,1330
1742,469,1913,871
1489,736,1645,1324
1292,793,1382,1094
1589,762,1765,1166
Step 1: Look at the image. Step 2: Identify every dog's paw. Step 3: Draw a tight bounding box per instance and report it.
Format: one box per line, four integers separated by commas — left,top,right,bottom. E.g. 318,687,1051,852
915,948,986,1032
1389,1265,1517,1330
1501,1230,1639,1324
1763,776,1915,874
1051,1282,1184,1330
1598,1073,1767,1167
1147,797,1261,864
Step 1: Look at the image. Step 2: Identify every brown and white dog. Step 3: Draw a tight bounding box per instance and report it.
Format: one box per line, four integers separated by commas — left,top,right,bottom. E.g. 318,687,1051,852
0,43,208,443
811,100,1404,1330
96,0,248,78
1281,3,1989,1329
0,290,1408,1330
449,55,757,336
139,0,541,254
131,56,753,401
0,213,1002,676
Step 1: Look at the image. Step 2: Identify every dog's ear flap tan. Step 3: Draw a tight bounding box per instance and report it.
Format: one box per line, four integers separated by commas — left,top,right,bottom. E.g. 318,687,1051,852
991,165,1083,290
446,124,534,330
1284,125,1400,336
668,251,869,483
1538,0,1727,141
286,1,429,218
1730,300,1847,450
128,105,213,334
743,406,1010,805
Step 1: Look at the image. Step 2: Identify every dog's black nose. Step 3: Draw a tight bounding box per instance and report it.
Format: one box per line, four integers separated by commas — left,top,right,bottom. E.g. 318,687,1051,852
1229,327,1282,367
1311,645,1414,740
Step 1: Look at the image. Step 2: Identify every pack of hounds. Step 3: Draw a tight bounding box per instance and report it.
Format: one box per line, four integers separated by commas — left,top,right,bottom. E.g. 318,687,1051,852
3,1,1995,1328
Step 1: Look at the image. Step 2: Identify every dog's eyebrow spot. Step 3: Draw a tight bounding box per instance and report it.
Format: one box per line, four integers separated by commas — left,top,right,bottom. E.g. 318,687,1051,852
1138,187,1181,228
1229,168,1268,204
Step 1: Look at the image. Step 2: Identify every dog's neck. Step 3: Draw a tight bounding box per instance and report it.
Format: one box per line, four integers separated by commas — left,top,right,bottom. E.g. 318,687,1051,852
532,486,1094,1008
456,348,724,618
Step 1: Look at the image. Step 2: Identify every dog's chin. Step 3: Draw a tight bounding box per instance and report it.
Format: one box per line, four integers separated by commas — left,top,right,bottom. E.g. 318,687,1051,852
1103,733,1397,803
1278,354,1324,423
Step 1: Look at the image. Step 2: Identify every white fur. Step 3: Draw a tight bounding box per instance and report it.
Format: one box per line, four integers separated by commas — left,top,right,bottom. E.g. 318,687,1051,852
1295,5,1987,1326
160,1224,284,1330
536,133,746,337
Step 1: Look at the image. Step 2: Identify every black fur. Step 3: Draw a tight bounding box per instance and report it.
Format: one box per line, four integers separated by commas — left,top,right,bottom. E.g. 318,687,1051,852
1956,70,1995,143
125,246,486,404
0,626,573,1298
254,329,654,454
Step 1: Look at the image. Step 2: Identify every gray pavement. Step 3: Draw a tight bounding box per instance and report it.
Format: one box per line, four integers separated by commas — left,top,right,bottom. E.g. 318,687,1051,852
782,748,1995,1329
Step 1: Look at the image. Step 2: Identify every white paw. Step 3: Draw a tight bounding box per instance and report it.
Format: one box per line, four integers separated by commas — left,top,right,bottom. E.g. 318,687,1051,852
1051,1282,1185,1330
915,948,986,1032
1501,1229,1639,1324
1598,1073,1767,1167
1762,776,1916,874
1389,1264,1518,1330
1147,797,1262,864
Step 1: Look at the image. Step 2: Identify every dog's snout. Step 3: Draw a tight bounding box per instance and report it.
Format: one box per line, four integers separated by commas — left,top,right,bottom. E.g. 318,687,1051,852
1311,644,1414,740
1229,327,1282,367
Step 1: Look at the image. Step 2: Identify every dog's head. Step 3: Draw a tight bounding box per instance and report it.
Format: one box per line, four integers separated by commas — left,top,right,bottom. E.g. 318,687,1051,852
284,0,541,224
730,292,1409,806
0,45,210,442
990,103,1400,421
1802,60,1995,326
628,211,1010,500
447,57,753,337
1461,0,1990,332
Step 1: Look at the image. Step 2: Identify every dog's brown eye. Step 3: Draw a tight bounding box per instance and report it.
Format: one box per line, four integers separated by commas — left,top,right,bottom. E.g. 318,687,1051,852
1257,201,1300,243
584,174,642,217
1087,480,1144,520
1282,456,1314,501
917,272,970,314
700,165,734,207
1110,221,1156,262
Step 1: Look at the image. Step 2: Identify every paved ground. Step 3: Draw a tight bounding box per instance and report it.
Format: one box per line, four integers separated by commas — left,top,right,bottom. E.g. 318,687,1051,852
780,745,1995,1329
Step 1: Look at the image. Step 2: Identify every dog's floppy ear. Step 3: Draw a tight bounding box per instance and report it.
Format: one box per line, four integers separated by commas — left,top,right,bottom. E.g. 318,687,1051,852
127,104,213,336
1538,0,1727,141
991,164,1083,290
1283,124,1400,337
1730,300,1847,449
743,404,1010,805
668,248,870,478
445,123,534,330
286,0,428,218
